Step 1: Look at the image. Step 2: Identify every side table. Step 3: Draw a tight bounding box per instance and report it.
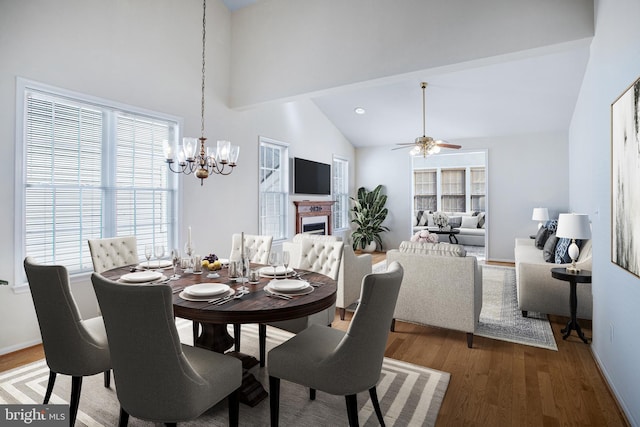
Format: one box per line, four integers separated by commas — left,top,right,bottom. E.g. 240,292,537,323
550,267,592,343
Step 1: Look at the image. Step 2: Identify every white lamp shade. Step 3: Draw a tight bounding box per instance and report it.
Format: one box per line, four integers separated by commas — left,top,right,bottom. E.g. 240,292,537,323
556,213,591,240
532,208,549,221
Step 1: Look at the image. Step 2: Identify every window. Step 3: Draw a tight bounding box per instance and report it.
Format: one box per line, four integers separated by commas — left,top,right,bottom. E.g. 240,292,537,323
259,137,289,241
470,167,486,211
413,169,437,211
15,79,178,287
332,156,349,230
441,168,466,212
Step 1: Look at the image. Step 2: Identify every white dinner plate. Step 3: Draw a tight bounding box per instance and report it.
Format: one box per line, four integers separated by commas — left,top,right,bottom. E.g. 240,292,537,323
138,260,173,269
120,271,163,283
179,288,235,302
264,284,314,297
184,283,230,297
259,266,295,277
269,279,309,292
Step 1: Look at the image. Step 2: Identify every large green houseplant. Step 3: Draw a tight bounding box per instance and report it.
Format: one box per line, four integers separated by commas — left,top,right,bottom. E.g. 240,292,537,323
350,184,389,251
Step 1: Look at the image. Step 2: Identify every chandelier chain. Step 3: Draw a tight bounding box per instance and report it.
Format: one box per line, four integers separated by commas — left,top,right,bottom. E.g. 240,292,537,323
201,0,206,138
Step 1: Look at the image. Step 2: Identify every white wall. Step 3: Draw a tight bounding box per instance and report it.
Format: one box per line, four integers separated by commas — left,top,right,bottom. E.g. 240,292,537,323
569,0,640,423
356,132,569,261
0,0,355,354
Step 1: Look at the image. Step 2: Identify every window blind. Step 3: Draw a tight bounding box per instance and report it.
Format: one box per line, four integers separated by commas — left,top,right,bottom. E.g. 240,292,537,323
332,157,349,230
259,138,288,240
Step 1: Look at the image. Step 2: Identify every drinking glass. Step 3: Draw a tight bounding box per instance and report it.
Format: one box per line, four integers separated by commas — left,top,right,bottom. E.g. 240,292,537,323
269,252,280,277
282,251,290,276
183,242,195,273
144,244,153,268
154,245,165,271
170,248,181,280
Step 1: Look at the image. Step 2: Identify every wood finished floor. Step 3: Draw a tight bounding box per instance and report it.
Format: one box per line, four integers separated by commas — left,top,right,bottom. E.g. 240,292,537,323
1,251,628,426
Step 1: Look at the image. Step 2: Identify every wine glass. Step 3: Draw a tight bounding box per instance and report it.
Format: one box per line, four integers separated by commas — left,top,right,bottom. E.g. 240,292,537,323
269,252,280,278
154,245,165,272
170,248,181,280
144,244,152,268
282,251,290,277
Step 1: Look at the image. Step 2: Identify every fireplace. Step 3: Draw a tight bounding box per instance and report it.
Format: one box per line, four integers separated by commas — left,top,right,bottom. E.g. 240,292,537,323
294,201,335,235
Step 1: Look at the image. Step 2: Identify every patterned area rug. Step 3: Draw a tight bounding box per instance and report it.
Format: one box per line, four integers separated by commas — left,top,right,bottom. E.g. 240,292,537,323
373,261,557,350
0,322,450,426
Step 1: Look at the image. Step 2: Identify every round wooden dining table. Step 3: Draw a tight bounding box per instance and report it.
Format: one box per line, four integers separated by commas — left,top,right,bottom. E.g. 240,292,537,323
101,262,337,406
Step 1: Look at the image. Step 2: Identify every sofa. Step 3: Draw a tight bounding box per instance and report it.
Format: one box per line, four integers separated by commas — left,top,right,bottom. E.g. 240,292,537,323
282,233,372,320
413,210,486,246
514,236,592,319
386,241,482,348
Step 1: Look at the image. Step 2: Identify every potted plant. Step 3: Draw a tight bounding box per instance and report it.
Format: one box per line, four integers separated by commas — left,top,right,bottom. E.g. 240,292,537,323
350,185,390,252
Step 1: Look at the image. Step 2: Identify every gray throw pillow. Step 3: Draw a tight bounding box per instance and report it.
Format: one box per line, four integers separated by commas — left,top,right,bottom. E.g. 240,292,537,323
534,226,552,249
448,216,462,228
543,234,558,262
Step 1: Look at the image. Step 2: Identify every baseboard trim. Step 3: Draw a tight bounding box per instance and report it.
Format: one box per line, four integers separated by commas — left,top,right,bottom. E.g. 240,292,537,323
0,338,42,357
591,347,634,427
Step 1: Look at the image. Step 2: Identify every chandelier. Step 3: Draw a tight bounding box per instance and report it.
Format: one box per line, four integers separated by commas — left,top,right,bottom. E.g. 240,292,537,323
164,0,238,185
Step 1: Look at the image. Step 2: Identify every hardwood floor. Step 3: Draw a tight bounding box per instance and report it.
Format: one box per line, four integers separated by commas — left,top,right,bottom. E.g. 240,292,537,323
1,251,628,426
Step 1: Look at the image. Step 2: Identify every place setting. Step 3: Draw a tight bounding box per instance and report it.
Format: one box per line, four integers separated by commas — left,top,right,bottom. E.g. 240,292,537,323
117,270,168,285
178,283,237,304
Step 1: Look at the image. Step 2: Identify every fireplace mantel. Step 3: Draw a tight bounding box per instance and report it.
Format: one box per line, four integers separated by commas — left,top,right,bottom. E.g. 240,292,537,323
294,200,335,235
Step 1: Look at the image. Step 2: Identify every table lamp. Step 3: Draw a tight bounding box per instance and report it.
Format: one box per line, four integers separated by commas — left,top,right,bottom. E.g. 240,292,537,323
532,208,549,229
556,213,591,273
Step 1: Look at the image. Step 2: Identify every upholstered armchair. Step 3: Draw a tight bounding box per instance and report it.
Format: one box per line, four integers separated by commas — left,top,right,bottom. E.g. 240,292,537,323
88,236,139,273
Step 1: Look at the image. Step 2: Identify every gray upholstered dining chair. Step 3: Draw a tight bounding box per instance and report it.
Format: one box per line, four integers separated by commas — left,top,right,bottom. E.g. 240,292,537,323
268,261,404,427
228,233,273,264
91,273,242,426
23,257,111,427
257,239,344,366
87,236,139,273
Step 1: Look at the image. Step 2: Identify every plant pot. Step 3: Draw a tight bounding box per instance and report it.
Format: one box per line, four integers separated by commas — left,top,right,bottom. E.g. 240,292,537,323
362,241,377,253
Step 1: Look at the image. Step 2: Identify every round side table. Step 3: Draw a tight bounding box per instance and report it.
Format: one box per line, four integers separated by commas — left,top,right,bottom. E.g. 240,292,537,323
551,267,591,344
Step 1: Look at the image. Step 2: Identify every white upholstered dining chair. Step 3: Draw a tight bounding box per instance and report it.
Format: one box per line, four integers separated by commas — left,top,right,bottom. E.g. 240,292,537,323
228,233,273,264
268,261,404,427
87,236,139,273
23,257,111,427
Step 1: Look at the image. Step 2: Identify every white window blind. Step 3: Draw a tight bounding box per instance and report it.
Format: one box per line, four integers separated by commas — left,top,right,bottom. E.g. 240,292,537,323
441,168,465,212
470,167,486,211
259,137,288,240
332,157,349,230
18,81,178,284
414,169,437,211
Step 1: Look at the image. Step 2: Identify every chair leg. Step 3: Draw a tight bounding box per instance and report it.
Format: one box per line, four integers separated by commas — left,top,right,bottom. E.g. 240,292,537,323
69,376,83,427
259,324,267,367
228,389,239,427
269,376,280,427
118,407,129,427
390,318,396,332
43,371,56,404
522,310,528,318
338,307,346,320
309,388,316,400
466,333,474,348
192,321,199,344
164,424,177,427
104,370,111,388
345,394,359,427
369,387,385,427
234,324,241,352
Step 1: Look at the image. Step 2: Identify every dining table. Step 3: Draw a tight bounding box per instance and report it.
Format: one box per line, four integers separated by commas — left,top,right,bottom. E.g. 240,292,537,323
101,262,337,407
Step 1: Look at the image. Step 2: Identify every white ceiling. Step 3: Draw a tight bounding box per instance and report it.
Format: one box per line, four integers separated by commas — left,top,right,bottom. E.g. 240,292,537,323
222,0,591,149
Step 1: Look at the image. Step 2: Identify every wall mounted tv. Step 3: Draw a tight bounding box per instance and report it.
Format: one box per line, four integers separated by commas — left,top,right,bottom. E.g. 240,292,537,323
293,157,331,195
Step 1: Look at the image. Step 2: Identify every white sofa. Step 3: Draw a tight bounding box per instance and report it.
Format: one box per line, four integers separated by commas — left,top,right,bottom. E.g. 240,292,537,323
386,241,482,348
413,211,486,246
282,233,372,320
514,238,592,319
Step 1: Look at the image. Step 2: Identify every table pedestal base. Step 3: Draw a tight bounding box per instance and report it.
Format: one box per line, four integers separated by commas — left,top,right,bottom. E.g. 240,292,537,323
561,320,589,343
194,323,268,406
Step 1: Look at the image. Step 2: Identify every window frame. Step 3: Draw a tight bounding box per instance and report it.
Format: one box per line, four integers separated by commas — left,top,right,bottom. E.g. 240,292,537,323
14,78,181,292
332,156,349,231
258,136,289,242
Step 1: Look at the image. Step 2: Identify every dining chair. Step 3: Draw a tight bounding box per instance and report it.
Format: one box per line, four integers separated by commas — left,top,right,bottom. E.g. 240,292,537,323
228,233,273,264
91,273,242,426
227,233,273,350
87,236,139,273
23,257,111,427
257,239,344,366
268,261,404,427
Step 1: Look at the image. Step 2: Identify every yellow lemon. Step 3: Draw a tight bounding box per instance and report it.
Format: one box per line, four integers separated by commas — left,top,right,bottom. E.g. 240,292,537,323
211,260,222,270
201,259,209,269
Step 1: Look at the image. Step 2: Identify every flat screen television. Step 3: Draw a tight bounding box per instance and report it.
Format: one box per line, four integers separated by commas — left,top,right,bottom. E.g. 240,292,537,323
293,157,331,195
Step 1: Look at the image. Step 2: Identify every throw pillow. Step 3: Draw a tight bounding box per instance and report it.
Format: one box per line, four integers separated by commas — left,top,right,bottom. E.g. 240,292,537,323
426,213,434,226
477,212,486,228
534,226,552,249
543,234,558,262
448,216,462,228
555,237,573,264
416,210,427,226
545,219,558,232
461,216,479,229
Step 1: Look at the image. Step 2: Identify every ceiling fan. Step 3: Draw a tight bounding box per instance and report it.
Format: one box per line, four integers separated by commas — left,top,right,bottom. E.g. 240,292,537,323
393,82,461,157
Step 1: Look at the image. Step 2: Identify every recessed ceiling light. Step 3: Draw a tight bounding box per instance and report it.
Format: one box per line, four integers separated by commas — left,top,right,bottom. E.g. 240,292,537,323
354,107,366,115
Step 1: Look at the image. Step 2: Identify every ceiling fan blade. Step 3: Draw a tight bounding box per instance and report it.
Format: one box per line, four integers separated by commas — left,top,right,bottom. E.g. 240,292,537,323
437,142,462,149
395,142,416,146
391,145,413,150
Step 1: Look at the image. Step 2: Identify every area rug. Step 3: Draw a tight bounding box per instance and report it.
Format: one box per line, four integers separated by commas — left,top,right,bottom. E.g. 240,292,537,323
373,261,557,350
0,321,450,426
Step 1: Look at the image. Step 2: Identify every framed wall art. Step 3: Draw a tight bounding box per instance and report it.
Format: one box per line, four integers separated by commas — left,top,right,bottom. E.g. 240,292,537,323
611,76,640,278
